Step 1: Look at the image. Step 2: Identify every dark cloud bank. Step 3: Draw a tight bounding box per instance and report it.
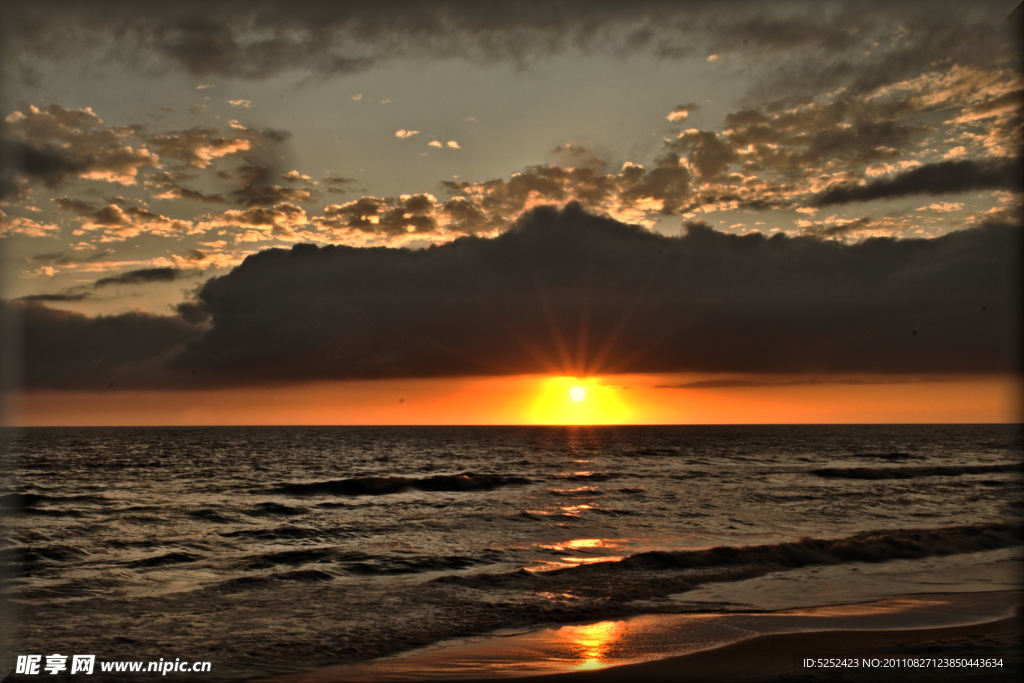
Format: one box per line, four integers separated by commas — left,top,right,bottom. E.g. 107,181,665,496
3,205,1019,390
1,0,1016,92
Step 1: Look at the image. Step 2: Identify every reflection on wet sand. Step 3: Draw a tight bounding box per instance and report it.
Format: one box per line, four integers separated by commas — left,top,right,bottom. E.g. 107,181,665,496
255,591,1021,682
554,620,625,669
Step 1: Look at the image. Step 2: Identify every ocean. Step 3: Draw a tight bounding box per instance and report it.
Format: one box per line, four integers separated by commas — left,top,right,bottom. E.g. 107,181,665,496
1,425,1021,680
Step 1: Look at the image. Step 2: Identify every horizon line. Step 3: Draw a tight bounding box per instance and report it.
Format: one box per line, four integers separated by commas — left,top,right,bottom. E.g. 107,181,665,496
3,421,1021,429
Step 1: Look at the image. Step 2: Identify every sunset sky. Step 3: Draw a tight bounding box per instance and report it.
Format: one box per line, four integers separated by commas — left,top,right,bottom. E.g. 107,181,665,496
0,0,1020,425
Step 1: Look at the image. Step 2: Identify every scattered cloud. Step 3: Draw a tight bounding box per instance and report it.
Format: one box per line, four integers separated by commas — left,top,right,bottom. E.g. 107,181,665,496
395,129,419,139
147,128,250,168
0,215,60,237
666,104,696,122
2,105,158,194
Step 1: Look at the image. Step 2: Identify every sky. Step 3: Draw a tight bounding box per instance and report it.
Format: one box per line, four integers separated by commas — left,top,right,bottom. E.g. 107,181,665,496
0,0,1020,425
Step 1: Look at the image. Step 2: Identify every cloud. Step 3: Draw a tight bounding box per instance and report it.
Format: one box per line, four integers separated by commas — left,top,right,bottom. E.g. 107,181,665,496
323,174,358,194
93,267,193,288
0,215,60,237
12,204,1013,390
23,248,116,267
812,158,1022,205
4,302,203,390
146,127,251,168
195,202,309,239
395,129,419,139
0,138,89,198
656,377,950,389
73,201,194,242
4,1,1014,96
18,292,93,303
666,104,696,122
142,127,298,208
10,205,1019,388
672,130,735,179
165,206,1019,385
2,105,158,193
316,194,437,236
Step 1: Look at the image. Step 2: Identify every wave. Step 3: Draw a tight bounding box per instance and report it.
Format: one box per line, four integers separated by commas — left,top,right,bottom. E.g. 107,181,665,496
435,522,1021,596
214,568,338,592
237,548,337,570
187,508,237,523
346,552,499,575
620,447,680,457
217,552,497,593
250,501,305,516
270,472,530,497
811,463,1021,480
555,472,616,481
852,452,921,461
274,568,336,582
221,525,335,541
126,551,203,568
0,491,111,511
614,523,1020,570
0,544,89,571
232,545,502,575
549,487,602,498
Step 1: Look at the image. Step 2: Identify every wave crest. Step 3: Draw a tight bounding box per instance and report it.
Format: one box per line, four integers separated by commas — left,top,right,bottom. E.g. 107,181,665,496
271,472,530,496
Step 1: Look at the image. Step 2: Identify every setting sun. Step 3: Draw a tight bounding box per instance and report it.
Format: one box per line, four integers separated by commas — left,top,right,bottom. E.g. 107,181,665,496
528,377,630,425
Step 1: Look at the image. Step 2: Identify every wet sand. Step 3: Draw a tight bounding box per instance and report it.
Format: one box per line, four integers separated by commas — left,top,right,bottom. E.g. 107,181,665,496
257,591,1022,682
491,615,1021,682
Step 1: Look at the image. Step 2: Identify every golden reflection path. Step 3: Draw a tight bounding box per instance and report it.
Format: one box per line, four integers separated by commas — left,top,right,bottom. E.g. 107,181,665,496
553,620,627,670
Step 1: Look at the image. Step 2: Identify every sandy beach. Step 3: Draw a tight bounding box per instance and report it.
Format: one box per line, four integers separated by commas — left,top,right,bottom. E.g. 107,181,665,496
491,615,1022,682
257,591,1022,682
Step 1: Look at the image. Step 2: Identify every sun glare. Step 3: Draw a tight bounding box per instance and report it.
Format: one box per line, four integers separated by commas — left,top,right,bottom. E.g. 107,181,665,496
528,377,630,425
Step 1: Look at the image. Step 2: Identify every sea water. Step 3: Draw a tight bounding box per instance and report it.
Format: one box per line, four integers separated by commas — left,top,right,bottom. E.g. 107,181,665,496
1,425,1020,679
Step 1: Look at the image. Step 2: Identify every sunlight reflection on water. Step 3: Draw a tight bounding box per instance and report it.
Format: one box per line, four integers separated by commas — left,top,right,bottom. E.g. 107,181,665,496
555,620,625,669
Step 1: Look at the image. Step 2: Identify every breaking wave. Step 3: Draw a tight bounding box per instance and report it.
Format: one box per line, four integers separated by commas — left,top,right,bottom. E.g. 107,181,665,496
811,463,1021,479
436,522,1022,594
270,472,531,496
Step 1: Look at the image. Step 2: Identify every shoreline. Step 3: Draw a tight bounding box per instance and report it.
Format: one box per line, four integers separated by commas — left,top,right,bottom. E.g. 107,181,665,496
478,615,1022,682
255,591,1022,682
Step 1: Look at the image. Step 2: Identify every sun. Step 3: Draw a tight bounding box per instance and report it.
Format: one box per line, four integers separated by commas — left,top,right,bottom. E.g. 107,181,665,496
527,376,630,425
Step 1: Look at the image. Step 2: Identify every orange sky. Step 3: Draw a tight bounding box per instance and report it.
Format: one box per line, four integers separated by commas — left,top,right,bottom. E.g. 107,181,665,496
7,373,1020,426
